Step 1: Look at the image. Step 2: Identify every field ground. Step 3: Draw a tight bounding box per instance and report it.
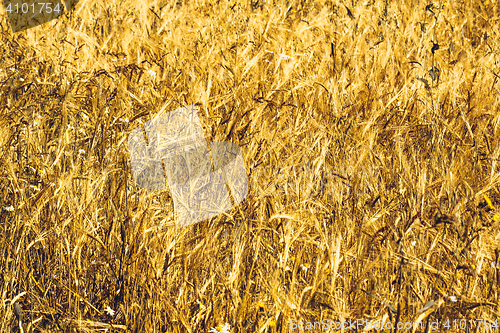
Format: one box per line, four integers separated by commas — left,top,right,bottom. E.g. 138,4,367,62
1,0,500,331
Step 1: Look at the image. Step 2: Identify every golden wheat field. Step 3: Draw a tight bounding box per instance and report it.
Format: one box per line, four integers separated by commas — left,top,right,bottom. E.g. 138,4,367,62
1,0,500,331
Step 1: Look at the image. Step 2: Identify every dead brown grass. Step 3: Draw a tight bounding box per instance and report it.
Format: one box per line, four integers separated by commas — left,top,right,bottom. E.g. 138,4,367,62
1,0,500,331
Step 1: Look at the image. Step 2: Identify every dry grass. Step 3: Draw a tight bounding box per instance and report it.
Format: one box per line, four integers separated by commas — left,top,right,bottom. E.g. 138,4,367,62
1,0,500,331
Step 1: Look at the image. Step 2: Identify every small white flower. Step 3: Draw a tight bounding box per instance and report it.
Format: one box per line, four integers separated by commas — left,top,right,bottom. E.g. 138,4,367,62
112,58,117,62
104,306,115,316
209,323,231,333
147,70,156,78
196,299,206,310
78,128,87,136
19,77,24,81
300,264,308,272
264,50,294,60
78,149,85,154
448,295,457,302
119,118,129,123
64,151,71,156
411,240,417,246
279,54,294,60
4,206,14,212
288,301,297,309
30,185,41,191
36,78,41,83
80,112,90,122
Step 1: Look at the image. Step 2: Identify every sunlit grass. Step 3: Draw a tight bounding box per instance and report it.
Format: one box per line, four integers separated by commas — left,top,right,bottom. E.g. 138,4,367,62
1,0,500,331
